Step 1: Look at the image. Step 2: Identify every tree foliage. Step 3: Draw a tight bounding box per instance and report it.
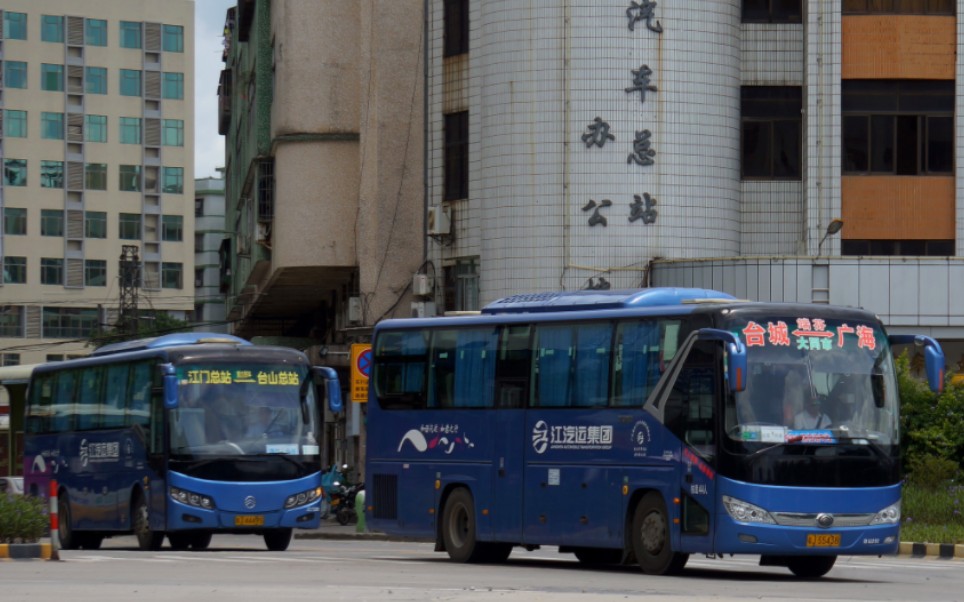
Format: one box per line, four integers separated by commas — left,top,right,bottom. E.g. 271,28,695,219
91,312,193,349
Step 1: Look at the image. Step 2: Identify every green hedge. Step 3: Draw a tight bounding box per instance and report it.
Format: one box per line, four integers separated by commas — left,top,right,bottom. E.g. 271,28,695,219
0,494,47,544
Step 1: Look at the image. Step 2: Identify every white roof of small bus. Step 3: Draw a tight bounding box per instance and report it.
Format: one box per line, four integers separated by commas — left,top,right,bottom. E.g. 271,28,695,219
0,363,40,385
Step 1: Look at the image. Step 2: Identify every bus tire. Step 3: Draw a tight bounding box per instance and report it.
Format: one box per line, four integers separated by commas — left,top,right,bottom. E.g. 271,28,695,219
264,528,293,551
786,555,836,578
442,488,482,563
80,534,103,550
168,532,193,550
133,493,164,551
631,492,688,575
191,531,213,550
58,492,79,550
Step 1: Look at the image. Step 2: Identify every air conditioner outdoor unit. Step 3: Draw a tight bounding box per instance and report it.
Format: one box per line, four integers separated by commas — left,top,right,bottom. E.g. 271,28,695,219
427,205,451,236
412,273,433,296
347,296,362,323
411,301,436,318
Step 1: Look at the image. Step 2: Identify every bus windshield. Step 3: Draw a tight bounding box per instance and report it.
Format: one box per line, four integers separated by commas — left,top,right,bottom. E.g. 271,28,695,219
170,363,320,459
725,315,899,446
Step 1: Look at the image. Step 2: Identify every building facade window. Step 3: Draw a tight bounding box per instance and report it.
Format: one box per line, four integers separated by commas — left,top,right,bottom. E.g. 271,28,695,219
742,0,803,22
842,80,953,175
119,165,142,192
443,257,480,312
162,167,184,194
842,239,954,256
3,159,27,186
86,67,107,94
41,64,64,91
741,86,802,179
163,24,184,52
842,0,954,14
41,209,64,237
0,306,24,336
161,262,183,289
85,18,107,46
119,21,142,49
162,72,184,99
41,15,64,43
3,208,26,235
40,160,64,188
119,213,141,239
162,215,183,241
443,0,469,57
1,353,21,366
85,211,107,238
3,257,27,284
85,163,107,190
42,307,98,338
162,119,184,146
4,110,27,137
443,111,469,201
41,112,65,140
119,69,142,97
84,259,107,286
120,117,142,144
41,258,64,285
4,61,27,88
3,12,27,40
85,115,107,142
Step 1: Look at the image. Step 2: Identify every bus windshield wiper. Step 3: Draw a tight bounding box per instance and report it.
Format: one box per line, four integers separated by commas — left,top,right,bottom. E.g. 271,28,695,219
745,434,804,460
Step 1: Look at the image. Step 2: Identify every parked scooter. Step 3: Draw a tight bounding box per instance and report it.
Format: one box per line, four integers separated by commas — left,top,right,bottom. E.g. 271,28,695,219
321,464,347,520
333,480,365,526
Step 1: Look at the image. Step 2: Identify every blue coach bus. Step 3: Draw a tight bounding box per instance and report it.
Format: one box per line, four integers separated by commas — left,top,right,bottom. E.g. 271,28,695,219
365,288,944,577
23,333,342,551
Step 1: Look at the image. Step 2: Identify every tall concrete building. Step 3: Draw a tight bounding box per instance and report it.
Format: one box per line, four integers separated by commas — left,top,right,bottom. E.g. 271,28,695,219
0,0,195,365
194,171,226,332
423,0,963,365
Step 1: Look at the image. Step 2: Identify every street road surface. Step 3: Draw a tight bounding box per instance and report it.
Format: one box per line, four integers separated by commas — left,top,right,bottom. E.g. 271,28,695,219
1,535,961,601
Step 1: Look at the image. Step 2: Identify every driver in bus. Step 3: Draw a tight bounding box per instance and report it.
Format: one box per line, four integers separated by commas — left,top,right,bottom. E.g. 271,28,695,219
793,396,832,430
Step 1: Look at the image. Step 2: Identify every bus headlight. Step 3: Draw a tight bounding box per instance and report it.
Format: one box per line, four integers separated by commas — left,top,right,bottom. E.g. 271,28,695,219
722,495,776,524
170,487,215,510
285,487,322,509
870,501,900,525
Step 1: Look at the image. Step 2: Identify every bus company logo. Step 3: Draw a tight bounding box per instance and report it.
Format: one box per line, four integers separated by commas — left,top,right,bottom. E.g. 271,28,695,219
244,496,257,510
631,420,652,457
79,439,120,467
531,420,614,454
397,427,474,454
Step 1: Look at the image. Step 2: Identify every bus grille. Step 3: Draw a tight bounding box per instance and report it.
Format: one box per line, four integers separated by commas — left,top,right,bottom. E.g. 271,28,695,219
372,474,398,520
771,512,877,527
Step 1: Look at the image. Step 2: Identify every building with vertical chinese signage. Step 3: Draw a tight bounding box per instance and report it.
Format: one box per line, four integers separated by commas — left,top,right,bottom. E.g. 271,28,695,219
0,0,195,366
422,0,962,364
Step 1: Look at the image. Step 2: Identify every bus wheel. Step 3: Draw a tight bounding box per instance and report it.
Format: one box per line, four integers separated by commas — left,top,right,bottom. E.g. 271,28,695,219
133,494,164,551
58,493,78,550
168,532,193,550
191,531,213,550
80,534,103,550
573,547,623,565
441,488,480,562
787,555,836,578
264,528,293,551
631,492,688,575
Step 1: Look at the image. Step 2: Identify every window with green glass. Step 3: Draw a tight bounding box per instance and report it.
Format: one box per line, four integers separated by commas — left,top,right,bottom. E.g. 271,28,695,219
119,21,141,49
119,117,142,144
162,119,184,146
41,15,64,43
85,18,107,46
162,262,182,289
84,260,107,287
119,69,141,97
41,112,64,140
163,24,184,52
3,12,27,40
3,257,27,284
119,213,141,239
85,67,107,94
85,163,107,191
3,208,26,235
41,64,64,91
85,211,107,238
4,110,27,137
162,167,183,194
162,215,183,241
162,72,184,100
119,165,141,192
85,115,107,142
40,258,64,286
4,61,27,88
40,161,64,188
41,210,64,237
3,159,27,186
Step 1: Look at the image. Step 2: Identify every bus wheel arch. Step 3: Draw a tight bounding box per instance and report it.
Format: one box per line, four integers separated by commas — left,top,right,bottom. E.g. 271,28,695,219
131,487,164,551
630,490,689,575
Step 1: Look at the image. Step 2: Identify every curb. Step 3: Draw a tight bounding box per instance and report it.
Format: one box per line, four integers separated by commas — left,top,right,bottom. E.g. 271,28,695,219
898,541,964,560
0,542,56,561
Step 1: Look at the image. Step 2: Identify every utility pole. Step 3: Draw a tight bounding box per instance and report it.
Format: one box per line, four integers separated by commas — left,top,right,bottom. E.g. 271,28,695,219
118,245,141,335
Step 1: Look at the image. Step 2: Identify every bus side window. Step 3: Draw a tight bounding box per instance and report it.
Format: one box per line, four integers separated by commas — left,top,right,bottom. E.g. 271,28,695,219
128,361,153,429
496,325,531,408
453,328,497,408
25,373,55,433
665,341,718,461
103,363,129,428
52,370,79,432
613,321,659,407
76,366,104,430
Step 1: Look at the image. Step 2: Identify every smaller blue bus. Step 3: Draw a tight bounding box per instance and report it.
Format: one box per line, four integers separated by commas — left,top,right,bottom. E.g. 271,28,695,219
24,333,342,551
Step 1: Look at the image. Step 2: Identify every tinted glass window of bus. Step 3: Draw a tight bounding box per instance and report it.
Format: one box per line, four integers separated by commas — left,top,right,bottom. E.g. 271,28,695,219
427,328,497,408
103,363,130,428
613,320,663,407
26,373,55,433
533,322,612,408
374,330,428,408
128,361,154,428
495,325,532,408
76,366,104,430
52,370,79,432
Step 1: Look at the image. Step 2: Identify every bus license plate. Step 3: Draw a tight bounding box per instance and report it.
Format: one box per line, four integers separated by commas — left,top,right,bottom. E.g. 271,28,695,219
806,533,840,547
235,515,264,527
